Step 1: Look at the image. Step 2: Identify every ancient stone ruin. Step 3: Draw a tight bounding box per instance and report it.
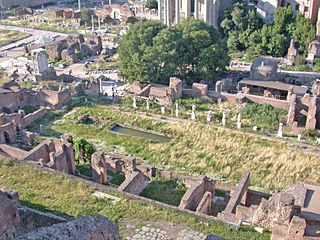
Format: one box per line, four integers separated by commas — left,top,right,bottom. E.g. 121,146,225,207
125,77,183,105
0,187,119,240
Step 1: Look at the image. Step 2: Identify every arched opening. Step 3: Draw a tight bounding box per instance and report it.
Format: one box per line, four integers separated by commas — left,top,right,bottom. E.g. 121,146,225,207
4,131,10,144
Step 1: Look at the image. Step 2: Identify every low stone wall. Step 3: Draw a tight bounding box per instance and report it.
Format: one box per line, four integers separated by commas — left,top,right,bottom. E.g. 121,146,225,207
246,190,271,207
16,215,119,240
22,108,48,128
23,140,55,163
118,171,146,195
196,191,213,214
15,206,67,237
0,144,28,160
222,171,250,215
179,177,214,212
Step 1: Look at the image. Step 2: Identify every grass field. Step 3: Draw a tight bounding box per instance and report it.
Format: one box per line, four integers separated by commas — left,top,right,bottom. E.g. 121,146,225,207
27,99,320,191
0,157,270,239
117,96,287,134
0,29,30,47
140,176,187,206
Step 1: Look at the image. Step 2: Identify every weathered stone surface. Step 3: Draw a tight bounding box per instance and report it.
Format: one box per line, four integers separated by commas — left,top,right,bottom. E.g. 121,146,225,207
61,49,78,63
0,187,19,205
205,234,228,240
0,190,20,239
250,58,278,81
15,206,67,237
91,152,108,184
16,215,119,240
252,192,295,228
118,171,145,195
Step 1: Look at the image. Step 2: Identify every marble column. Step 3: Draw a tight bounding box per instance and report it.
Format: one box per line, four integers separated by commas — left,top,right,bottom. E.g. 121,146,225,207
208,0,213,25
204,0,209,23
194,0,199,20
175,0,180,24
163,0,167,25
183,0,191,18
158,0,163,23
167,0,171,26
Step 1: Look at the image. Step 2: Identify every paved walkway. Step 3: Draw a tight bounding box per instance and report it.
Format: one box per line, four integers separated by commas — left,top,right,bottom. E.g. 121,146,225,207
127,225,208,240
0,25,66,51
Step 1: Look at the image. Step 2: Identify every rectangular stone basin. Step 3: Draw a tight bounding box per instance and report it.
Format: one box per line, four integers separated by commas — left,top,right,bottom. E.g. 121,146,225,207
109,124,172,143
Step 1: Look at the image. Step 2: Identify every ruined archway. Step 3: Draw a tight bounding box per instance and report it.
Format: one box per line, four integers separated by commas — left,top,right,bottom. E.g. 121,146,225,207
3,131,10,144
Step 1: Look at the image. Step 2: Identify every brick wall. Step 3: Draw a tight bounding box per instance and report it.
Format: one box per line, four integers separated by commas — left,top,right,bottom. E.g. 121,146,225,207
179,178,214,211
23,140,55,163
196,191,213,214
118,171,146,195
223,172,250,214
0,144,28,160
22,108,48,128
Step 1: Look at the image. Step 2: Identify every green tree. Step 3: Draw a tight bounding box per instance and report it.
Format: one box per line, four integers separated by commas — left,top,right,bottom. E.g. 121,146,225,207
290,13,316,56
118,21,166,85
221,3,263,52
145,0,158,10
81,8,92,24
118,18,229,85
272,7,293,35
73,138,95,163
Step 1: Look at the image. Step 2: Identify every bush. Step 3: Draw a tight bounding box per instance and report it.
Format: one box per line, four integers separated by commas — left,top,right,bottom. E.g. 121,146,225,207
302,129,318,140
241,103,287,129
73,138,96,163
145,0,158,9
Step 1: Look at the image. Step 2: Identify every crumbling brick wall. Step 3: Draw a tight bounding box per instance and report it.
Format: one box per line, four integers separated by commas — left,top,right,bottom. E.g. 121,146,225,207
118,171,145,195
91,152,108,184
179,176,214,211
0,189,20,239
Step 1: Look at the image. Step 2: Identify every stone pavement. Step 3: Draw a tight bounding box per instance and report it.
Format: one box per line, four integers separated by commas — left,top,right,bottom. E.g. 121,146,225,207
127,225,207,240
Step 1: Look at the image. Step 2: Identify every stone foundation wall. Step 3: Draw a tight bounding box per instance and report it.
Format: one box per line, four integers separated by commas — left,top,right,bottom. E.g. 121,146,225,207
246,190,271,207
0,191,20,240
0,144,27,159
118,171,145,195
222,171,250,215
15,206,66,237
21,108,48,128
16,215,119,240
23,140,55,163
179,177,214,211
196,191,213,214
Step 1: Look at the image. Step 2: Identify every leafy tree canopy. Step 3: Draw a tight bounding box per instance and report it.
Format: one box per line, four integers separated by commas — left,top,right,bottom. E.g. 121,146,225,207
222,5,316,59
145,0,158,10
118,18,229,85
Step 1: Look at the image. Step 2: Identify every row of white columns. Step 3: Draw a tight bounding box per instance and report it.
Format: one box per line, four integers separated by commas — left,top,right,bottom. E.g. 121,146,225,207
159,0,219,26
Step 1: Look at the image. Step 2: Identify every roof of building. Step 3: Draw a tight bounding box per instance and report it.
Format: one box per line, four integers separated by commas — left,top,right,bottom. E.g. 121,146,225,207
239,79,308,95
0,88,13,94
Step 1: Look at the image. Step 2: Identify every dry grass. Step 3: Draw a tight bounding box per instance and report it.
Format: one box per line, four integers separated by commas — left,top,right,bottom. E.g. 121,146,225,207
0,29,30,47
30,104,320,191
0,157,270,239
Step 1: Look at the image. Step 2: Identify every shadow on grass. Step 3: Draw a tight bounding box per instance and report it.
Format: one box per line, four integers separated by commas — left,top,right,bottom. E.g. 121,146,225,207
20,200,73,219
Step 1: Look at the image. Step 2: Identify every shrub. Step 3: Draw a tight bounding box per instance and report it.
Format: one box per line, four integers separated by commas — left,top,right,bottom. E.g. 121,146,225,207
73,138,96,163
302,129,318,140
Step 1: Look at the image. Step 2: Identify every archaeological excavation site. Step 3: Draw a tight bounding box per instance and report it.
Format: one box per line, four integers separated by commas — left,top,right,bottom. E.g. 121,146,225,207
1,0,320,239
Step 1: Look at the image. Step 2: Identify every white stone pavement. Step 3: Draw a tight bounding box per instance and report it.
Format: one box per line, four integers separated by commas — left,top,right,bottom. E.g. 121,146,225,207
128,225,207,240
